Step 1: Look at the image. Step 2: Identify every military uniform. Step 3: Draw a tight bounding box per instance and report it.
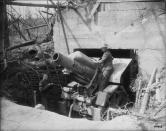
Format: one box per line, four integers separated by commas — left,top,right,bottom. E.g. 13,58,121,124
98,50,113,91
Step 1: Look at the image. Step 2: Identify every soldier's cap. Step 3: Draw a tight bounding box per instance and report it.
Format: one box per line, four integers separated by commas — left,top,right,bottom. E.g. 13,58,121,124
100,43,108,49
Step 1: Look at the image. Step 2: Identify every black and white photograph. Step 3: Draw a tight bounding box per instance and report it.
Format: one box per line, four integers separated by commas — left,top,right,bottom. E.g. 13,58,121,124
0,0,166,130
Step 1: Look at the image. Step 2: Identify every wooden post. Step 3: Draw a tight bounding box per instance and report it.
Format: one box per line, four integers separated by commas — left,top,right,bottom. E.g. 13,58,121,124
0,2,4,54
4,1,10,48
0,0,9,69
1,0,9,49
57,3,70,54
139,68,157,114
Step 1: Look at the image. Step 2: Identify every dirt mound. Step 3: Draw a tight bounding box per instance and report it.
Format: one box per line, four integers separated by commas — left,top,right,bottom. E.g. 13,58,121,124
1,98,143,131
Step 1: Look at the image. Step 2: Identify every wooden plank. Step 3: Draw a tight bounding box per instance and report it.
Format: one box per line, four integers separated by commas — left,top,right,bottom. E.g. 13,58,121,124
98,0,163,2
135,80,142,108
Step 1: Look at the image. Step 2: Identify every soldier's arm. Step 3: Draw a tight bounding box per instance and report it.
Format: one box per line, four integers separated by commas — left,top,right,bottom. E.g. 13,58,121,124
98,51,110,64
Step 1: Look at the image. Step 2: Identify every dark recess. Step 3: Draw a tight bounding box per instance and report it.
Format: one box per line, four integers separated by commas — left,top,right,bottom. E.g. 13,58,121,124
74,48,138,102
74,48,136,58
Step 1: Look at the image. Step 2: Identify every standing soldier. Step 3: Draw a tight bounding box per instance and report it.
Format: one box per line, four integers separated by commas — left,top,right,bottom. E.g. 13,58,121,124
98,44,114,91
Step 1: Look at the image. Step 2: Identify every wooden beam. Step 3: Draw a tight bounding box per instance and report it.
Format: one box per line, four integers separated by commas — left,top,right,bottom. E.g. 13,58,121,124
6,1,58,8
41,11,53,16
6,1,75,9
98,0,163,2
7,40,36,51
25,24,48,30
5,0,164,10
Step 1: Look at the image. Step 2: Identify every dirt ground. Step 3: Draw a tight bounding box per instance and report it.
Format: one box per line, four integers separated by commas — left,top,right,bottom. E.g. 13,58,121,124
1,98,142,131
1,98,166,131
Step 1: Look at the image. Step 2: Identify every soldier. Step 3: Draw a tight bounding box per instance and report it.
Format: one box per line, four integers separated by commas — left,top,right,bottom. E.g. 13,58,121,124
39,73,56,109
98,44,114,91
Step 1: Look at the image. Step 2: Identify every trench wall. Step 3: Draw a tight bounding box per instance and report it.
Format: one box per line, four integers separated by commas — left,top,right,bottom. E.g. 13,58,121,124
53,1,166,75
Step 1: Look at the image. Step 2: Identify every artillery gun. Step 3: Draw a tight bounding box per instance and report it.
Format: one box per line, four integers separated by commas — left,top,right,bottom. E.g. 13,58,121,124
1,46,137,120
46,50,137,120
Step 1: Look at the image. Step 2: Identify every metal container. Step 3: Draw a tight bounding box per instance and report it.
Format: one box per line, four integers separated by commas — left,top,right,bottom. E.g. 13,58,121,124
92,107,102,121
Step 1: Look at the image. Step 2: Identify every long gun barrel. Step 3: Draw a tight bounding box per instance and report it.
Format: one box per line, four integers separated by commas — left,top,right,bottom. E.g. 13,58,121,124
52,52,97,83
